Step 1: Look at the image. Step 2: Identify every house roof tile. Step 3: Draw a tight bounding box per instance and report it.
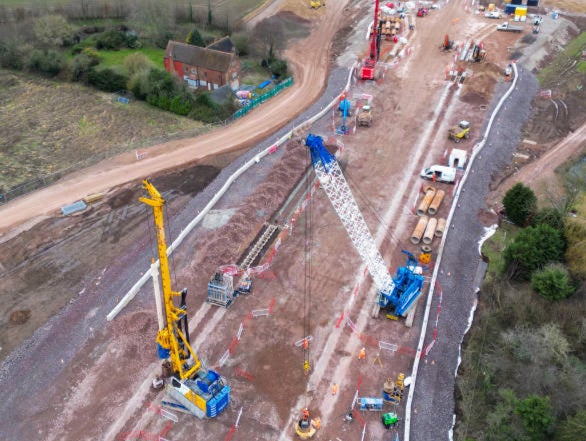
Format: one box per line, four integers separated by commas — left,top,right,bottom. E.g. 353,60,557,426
164,41,233,73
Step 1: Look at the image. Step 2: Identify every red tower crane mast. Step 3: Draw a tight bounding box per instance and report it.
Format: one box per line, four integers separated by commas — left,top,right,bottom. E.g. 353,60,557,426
360,0,380,80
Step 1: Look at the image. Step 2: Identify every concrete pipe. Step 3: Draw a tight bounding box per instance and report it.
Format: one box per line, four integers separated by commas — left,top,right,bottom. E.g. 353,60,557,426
417,189,436,216
422,217,438,244
435,218,447,237
410,216,429,244
427,190,445,215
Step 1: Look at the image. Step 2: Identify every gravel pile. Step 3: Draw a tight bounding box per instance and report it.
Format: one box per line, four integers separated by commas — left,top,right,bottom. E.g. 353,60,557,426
410,66,539,441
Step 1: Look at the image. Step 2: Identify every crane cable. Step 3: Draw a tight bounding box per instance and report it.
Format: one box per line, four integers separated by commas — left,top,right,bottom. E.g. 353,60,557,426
303,146,313,383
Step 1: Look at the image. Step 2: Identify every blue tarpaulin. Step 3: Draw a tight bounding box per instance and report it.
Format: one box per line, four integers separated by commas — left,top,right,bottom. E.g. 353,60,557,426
61,200,87,215
258,80,271,89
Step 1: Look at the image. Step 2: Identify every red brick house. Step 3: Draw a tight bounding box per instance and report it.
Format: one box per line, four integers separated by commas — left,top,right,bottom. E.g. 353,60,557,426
164,38,240,91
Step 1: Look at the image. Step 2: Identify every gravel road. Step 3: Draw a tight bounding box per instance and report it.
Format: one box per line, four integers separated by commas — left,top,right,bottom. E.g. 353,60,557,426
410,65,539,440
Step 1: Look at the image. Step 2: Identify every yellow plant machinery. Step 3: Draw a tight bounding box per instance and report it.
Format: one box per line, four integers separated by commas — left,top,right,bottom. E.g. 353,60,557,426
140,180,230,418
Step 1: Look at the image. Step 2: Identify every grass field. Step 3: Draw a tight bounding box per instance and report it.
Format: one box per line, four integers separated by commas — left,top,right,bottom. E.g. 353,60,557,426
0,69,207,192
99,47,165,69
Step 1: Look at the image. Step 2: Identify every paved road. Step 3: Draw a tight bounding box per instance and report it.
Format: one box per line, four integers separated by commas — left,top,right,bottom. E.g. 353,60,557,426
410,65,539,440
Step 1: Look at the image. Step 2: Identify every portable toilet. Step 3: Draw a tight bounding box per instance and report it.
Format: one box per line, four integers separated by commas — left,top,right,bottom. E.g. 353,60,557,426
449,149,468,170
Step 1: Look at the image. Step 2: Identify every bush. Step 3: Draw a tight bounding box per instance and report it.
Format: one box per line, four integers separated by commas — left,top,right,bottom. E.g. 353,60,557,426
232,32,249,56
123,52,155,76
169,94,193,115
0,40,26,70
71,37,98,55
96,29,126,50
504,224,565,280
27,49,65,77
532,207,564,231
514,395,554,441
269,59,288,78
565,217,586,279
128,69,152,99
555,410,586,441
503,183,537,226
33,15,75,47
531,263,576,300
68,52,100,82
87,66,128,92
186,28,205,47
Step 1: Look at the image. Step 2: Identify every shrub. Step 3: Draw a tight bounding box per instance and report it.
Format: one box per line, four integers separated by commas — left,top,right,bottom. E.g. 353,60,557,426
532,207,564,231
232,32,249,56
531,263,576,300
71,37,98,55
0,40,26,70
128,69,152,99
503,224,565,280
269,59,288,78
565,216,586,279
169,94,193,115
555,410,586,441
503,183,537,226
87,66,128,92
68,52,99,82
123,52,155,76
33,15,75,47
186,28,205,47
125,31,141,49
27,49,65,77
96,29,126,50
514,395,554,441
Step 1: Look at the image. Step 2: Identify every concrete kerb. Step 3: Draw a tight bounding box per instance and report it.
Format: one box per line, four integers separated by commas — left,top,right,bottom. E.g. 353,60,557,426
106,65,356,322
403,63,520,441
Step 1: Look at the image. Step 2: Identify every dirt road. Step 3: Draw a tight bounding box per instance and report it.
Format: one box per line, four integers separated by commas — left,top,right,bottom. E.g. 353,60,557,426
0,0,350,240
489,121,586,203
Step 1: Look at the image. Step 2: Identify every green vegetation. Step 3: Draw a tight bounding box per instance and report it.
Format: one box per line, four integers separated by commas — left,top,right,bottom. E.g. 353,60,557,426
537,32,586,84
503,183,537,226
455,163,586,441
503,224,565,280
98,47,164,68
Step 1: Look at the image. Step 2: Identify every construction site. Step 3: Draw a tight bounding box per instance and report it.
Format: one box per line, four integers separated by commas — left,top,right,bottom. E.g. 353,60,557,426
1,1,585,441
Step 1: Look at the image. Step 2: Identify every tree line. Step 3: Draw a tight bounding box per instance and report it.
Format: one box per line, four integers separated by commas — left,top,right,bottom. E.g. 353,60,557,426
455,170,586,441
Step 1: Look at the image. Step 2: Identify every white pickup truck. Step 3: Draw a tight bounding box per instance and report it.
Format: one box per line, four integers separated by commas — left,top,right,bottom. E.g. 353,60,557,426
497,22,523,32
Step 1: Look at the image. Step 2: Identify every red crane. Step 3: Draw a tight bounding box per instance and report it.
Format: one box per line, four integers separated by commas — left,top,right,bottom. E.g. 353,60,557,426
360,0,380,80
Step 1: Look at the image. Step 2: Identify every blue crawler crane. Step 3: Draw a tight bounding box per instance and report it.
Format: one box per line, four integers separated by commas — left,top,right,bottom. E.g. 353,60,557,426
378,251,424,317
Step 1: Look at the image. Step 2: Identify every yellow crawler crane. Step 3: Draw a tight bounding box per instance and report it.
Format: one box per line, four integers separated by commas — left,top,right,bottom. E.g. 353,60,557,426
140,179,230,418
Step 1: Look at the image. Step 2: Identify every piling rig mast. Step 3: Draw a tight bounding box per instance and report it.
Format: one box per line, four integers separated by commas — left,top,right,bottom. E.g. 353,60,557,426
360,0,381,80
140,180,230,418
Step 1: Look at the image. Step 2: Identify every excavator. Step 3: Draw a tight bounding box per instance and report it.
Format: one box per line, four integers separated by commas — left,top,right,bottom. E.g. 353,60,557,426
140,180,230,418
310,0,324,8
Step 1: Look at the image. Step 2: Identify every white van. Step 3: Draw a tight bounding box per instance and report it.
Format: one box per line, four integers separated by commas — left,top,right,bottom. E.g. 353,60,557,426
420,165,457,183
